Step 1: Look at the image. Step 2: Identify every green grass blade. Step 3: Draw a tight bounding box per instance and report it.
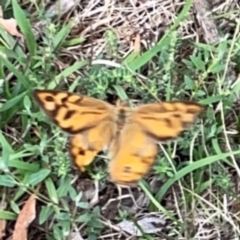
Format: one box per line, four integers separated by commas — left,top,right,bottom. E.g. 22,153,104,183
156,150,240,201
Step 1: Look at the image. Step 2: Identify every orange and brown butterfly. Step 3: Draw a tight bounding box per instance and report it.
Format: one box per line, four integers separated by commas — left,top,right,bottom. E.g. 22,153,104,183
33,89,203,185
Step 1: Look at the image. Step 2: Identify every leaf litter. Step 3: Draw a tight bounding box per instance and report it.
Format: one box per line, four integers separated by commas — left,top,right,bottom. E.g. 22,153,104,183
0,200,7,240
12,194,36,240
0,5,24,41
117,215,166,236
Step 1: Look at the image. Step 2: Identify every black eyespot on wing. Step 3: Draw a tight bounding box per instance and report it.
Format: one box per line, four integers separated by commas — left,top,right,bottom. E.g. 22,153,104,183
45,95,55,102
78,149,85,155
61,96,69,103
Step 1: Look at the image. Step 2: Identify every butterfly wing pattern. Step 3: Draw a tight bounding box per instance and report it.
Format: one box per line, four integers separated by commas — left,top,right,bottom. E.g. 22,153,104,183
108,101,203,184
33,90,117,171
33,90,203,185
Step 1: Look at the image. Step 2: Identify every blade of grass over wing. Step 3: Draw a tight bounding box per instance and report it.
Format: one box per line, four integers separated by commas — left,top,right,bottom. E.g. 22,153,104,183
156,150,240,201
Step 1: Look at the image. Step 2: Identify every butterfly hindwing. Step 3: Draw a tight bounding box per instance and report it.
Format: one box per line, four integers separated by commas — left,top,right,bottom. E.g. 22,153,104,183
69,120,116,171
108,122,158,184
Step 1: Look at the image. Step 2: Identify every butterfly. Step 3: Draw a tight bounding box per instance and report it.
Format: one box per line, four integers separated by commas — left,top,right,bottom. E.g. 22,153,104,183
33,89,203,185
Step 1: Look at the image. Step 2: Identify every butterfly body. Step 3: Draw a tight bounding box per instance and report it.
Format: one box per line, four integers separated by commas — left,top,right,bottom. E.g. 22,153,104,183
33,89,203,185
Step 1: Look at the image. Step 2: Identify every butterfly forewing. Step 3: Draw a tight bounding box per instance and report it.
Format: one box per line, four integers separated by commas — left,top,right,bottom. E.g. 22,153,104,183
132,101,203,141
33,89,116,171
33,89,115,134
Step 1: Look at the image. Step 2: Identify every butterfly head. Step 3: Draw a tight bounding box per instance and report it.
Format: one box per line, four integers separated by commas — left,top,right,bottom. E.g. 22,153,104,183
115,99,130,107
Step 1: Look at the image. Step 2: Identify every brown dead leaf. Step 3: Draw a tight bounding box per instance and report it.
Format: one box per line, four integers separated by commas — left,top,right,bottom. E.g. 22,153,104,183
0,199,7,240
12,194,36,240
0,219,6,240
133,33,141,52
0,18,24,41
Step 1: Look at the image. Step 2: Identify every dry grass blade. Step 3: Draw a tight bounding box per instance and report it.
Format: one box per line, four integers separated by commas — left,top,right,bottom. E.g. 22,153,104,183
193,0,219,44
0,219,6,240
12,194,37,240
